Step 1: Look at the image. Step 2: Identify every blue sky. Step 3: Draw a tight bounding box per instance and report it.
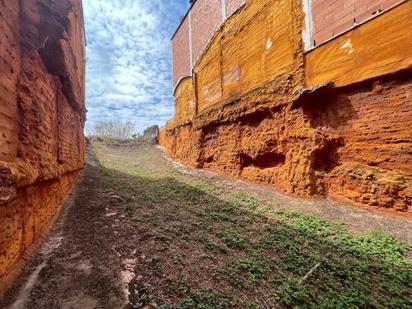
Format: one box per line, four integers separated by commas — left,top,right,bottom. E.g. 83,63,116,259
83,0,189,133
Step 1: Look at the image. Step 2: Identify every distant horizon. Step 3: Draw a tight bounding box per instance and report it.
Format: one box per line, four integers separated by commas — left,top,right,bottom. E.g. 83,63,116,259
83,0,190,134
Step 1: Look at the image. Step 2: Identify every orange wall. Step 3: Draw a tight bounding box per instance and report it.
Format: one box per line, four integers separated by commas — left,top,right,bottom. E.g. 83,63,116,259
160,0,412,214
305,2,412,87
174,77,196,125
0,172,78,290
0,0,86,291
194,0,303,113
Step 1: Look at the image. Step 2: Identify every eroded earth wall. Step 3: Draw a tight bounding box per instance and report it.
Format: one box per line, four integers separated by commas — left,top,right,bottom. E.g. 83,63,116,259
0,0,86,290
161,0,412,214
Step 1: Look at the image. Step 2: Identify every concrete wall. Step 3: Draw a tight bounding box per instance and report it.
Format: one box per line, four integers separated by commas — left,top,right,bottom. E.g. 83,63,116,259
0,0,86,292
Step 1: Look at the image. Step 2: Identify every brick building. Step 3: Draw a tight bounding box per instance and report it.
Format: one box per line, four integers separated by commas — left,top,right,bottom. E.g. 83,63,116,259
173,0,406,88
162,0,411,213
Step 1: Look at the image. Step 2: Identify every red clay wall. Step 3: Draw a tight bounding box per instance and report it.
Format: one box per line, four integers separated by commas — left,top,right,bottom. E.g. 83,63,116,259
306,76,412,211
0,0,86,291
0,0,20,163
161,0,411,215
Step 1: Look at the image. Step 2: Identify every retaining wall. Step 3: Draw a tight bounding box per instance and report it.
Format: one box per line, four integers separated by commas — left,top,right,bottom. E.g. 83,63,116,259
0,0,86,291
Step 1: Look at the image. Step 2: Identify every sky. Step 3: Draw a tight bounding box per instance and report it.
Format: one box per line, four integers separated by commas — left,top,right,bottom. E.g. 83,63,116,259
83,0,190,134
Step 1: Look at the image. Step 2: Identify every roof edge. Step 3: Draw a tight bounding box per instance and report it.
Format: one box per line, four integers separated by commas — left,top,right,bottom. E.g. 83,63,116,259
171,1,197,40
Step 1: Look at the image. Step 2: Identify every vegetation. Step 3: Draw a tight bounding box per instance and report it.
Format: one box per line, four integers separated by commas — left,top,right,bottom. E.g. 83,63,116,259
94,142,412,309
89,120,136,140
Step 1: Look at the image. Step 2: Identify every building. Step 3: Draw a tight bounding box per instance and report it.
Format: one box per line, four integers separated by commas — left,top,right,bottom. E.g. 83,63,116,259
160,0,412,213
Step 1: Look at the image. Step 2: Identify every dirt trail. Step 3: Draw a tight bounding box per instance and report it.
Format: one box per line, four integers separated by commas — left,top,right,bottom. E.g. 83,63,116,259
1,143,411,308
1,147,125,309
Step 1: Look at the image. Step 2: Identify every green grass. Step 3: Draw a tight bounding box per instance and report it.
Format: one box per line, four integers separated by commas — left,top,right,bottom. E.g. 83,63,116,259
94,143,412,308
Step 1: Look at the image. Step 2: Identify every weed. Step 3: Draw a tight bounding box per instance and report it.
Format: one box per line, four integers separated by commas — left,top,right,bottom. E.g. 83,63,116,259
180,290,257,309
217,230,247,249
95,143,412,308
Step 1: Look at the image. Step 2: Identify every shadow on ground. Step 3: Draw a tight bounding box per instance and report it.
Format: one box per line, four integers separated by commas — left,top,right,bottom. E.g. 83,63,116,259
1,144,411,309
100,162,412,308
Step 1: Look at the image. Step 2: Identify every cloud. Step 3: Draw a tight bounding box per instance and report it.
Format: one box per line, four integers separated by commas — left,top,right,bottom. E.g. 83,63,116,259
83,0,189,134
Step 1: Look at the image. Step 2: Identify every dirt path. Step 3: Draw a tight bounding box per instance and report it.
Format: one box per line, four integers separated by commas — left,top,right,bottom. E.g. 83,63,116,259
1,147,125,309
1,142,411,308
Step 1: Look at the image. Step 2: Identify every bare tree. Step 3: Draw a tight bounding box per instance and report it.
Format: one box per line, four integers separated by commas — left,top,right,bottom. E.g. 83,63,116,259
91,120,136,140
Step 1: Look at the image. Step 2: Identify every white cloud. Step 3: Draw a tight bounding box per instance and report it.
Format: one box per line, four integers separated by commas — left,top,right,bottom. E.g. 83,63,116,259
83,0,189,133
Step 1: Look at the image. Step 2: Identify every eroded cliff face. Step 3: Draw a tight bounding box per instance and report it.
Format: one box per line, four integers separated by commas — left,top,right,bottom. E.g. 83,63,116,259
161,0,411,214
0,0,86,290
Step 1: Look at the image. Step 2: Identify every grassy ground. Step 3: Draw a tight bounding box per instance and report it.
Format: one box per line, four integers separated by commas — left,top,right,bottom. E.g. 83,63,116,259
93,142,411,309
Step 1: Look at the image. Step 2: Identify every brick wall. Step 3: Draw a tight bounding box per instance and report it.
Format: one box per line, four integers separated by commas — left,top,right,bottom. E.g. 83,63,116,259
226,0,244,17
312,0,404,46
172,17,191,88
190,0,222,66
172,0,247,88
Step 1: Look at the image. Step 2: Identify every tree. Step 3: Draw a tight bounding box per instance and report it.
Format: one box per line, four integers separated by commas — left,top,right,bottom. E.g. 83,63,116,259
90,120,136,140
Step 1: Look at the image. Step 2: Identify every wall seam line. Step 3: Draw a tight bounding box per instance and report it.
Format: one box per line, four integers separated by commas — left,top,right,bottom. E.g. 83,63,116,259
188,10,193,72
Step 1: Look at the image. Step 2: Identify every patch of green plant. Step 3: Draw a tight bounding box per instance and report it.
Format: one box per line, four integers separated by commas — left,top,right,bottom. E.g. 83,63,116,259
95,145,412,308
230,191,260,210
198,235,228,253
217,230,247,249
223,256,270,287
148,232,172,243
180,289,257,309
123,203,136,216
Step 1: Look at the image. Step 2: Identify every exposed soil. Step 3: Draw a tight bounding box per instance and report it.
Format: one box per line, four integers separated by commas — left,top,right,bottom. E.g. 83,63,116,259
1,142,411,308
0,147,125,309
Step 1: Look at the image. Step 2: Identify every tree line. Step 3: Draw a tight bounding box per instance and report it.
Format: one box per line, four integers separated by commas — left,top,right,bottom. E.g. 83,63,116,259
88,121,159,144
